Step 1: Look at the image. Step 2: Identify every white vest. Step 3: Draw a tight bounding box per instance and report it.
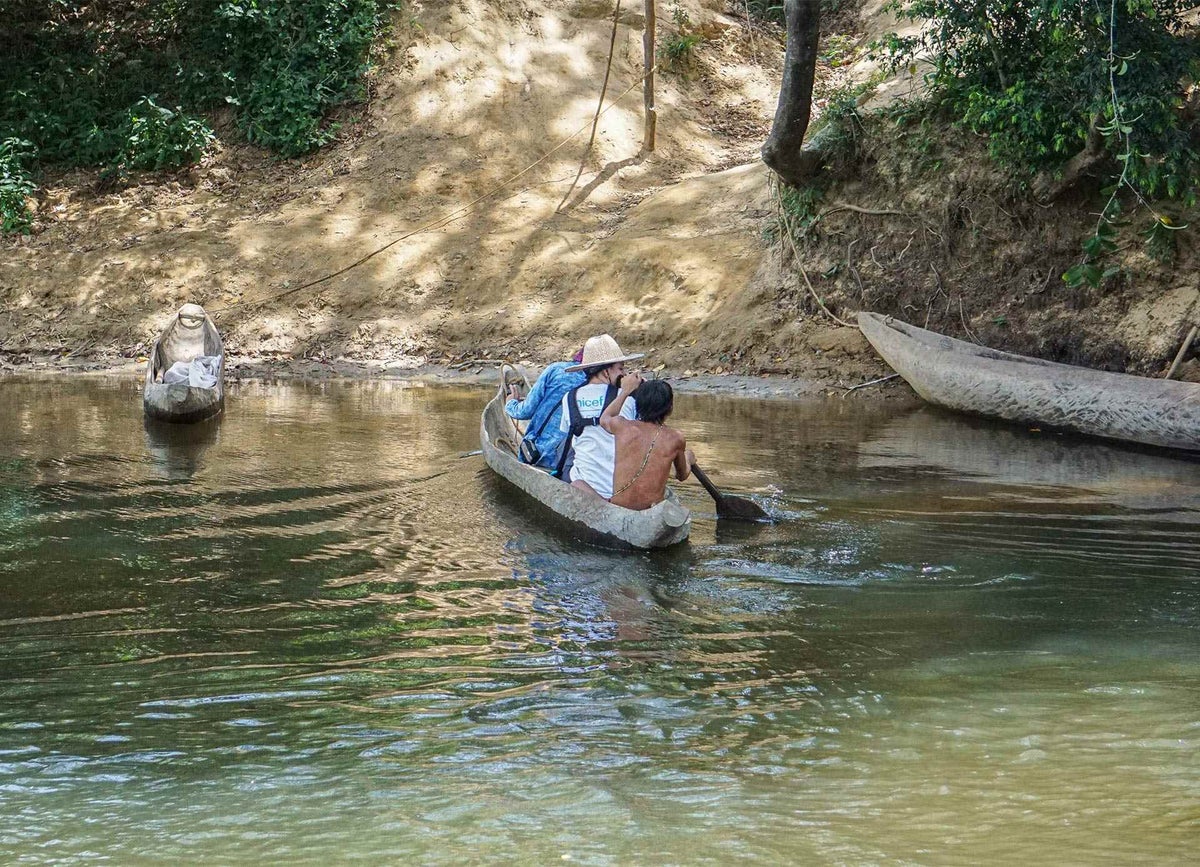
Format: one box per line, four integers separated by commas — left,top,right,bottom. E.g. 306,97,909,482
559,384,637,499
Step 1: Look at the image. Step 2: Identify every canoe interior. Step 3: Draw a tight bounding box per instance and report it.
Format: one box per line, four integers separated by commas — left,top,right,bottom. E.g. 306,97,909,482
480,374,690,549
143,311,226,424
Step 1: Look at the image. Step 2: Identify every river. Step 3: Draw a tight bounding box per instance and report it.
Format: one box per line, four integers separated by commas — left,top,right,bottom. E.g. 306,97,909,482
1,376,1197,864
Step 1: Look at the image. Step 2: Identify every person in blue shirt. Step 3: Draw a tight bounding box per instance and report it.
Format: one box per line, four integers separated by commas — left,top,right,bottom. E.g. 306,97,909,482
505,350,587,470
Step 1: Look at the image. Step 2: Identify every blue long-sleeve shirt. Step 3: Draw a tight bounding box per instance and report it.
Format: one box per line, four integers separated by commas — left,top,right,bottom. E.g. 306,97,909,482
505,361,587,469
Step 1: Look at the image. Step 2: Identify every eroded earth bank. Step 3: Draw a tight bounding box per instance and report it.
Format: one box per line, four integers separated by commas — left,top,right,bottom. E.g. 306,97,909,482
3,0,1198,390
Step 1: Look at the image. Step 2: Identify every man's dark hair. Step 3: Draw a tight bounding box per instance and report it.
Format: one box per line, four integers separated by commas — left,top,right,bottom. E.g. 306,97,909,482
634,379,673,424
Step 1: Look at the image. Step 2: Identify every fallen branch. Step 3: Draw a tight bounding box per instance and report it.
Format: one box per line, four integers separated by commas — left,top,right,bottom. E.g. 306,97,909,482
65,339,97,359
1165,324,1198,380
449,358,510,370
822,202,911,218
841,373,899,395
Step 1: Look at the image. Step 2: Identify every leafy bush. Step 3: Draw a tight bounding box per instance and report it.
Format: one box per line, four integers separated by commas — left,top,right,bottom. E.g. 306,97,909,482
810,73,891,176
660,4,704,71
214,0,391,156
239,64,339,156
1,0,401,170
0,138,37,235
116,98,214,171
879,1,1199,285
878,1,1200,202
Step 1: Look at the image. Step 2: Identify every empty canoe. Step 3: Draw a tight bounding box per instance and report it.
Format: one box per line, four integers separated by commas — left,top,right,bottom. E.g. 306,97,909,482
859,311,1200,452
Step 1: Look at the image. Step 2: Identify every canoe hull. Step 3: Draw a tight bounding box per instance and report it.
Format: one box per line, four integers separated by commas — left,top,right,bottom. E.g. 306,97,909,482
481,388,691,549
144,381,225,424
143,309,225,424
859,311,1200,452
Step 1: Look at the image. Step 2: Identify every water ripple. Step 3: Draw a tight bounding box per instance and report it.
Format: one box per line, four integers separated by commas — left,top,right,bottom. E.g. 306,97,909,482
0,378,1197,864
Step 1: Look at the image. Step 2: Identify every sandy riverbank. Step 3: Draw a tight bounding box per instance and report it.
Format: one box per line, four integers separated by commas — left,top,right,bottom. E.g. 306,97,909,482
0,352,915,402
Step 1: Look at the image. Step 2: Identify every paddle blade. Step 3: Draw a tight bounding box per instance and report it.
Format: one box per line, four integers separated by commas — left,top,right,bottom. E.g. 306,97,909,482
715,493,770,521
691,462,770,521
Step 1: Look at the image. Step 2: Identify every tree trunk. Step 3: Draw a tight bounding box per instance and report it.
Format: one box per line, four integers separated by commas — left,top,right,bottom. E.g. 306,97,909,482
762,0,822,186
643,0,656,152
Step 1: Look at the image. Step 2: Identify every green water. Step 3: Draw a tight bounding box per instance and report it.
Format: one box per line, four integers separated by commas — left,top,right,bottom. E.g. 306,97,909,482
0,376,1197,865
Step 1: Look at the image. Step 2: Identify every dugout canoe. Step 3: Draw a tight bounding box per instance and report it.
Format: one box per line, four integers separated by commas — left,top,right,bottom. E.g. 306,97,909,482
143,303,225,424
480,368,691,549
859,311,1200,452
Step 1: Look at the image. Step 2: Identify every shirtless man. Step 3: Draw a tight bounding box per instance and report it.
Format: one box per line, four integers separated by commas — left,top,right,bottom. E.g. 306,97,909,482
599,374,694,510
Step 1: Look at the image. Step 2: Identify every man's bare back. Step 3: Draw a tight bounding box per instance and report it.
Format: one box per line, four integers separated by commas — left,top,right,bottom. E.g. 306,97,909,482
600,375,693,511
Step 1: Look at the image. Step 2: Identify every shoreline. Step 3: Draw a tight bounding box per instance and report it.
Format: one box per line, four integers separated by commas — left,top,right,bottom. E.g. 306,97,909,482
0,353,911,401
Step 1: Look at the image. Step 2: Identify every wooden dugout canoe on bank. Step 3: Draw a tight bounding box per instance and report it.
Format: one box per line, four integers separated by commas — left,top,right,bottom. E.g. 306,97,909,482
480,369,691,549
143,304,225,424
858,311,1200,453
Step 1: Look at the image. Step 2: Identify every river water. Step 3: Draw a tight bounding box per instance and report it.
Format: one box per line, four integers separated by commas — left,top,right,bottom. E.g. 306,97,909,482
1,376,1197,864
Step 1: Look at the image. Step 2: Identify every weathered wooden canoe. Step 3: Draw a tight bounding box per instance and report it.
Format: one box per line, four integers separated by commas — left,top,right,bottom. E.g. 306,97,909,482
480,370,691,549
859,311,1200,452
143,303,225,424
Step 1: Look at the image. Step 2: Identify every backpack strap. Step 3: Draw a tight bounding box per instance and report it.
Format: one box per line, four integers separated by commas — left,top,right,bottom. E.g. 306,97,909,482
553,384,621,477
604,382,619,412
566,385,586,436
554,385,584,478
521,398,559,451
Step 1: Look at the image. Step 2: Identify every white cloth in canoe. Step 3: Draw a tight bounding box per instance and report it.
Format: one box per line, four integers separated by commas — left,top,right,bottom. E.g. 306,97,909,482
162,355,221,388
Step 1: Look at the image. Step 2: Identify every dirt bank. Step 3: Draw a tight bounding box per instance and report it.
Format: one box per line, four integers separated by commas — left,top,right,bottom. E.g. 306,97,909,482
0,350,909,404
4,0,1196,393
4,0,884,384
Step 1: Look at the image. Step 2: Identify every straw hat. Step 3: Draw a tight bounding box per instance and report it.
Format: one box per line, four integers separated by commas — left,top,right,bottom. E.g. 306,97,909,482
565,334,644,372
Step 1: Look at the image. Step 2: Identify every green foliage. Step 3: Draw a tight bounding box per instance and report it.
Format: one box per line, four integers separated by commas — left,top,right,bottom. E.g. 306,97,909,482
778,181,825,236
0,138,37,235
879,1,1199,284
660,5,704,71
880,98,945,175
116,98,214,171
213,0,394,156
744,1,785,24
819,34,858,68
1142,214,1184,263
1062,216,1121,288
812,79,883,174
879,1,1200,201
1,0,401,170
660,32,705,70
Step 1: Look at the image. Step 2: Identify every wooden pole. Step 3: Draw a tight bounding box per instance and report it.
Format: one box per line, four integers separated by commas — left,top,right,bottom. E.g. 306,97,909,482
1165,324,1198,380
643,0,656,152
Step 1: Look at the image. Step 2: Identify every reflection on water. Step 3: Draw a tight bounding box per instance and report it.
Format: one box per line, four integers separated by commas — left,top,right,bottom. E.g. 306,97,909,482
0,379,1197,864
861,407,1200,509
144,416,221,480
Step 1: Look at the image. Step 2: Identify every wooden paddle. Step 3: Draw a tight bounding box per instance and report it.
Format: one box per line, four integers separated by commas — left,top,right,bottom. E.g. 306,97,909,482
690,462,769,521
